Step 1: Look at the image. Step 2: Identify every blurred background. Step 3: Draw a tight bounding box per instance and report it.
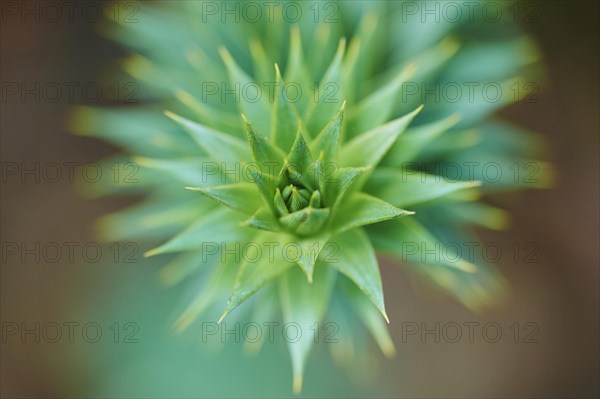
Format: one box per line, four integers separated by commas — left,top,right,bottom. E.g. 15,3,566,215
1,1,598,398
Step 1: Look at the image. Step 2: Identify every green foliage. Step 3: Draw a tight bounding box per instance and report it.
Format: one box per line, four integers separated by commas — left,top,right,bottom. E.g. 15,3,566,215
72,0,551,392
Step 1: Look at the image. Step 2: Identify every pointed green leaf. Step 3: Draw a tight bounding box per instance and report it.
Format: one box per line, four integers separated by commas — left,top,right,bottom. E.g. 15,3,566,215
287,187,309,212
184,45,228,84
347,63,416,136
340,105,423,168
326,166,369,210
441,37,540,85
241,206,281,232
219,231,295,322
70,106,197,158
158,251,207,287
174,90,242,135
298,189,311,202
219,47,271,135
286,126,313,174
381,37,460,112
279,207,330,237
342,12,379,102
145,208,250,256
306,22,334,78
78,155,165,198
285,25,312,113
273,188,289,217
332,192,413,234
382,114,461,166
294,234,331,282
173,259,240,332
365,167,482,208
309,190,321,208
244,284,278,354
367,218,505,310
389,6,454,59
305,157,326,199
310,102,345,164
259,232,333,284
343,278,396,357
97,196,206,242
368,218,477,274
281,162,315,192
165,111,250,164
434,76,535,127
305,38,346,134
249,37,273,83
246,166,278,214
271,64,300,152
412,36,461,79
132,156,226,186
327,297,359,367
418,128,481,159
185,183,263,215
282,184,293,201
279,265,336,393
327,228,388,322
243,115,285,172
120,53,201,99
445,202,510,231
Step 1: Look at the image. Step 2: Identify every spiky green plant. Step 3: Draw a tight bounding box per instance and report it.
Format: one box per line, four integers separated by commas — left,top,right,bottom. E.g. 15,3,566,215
72,0,551,392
